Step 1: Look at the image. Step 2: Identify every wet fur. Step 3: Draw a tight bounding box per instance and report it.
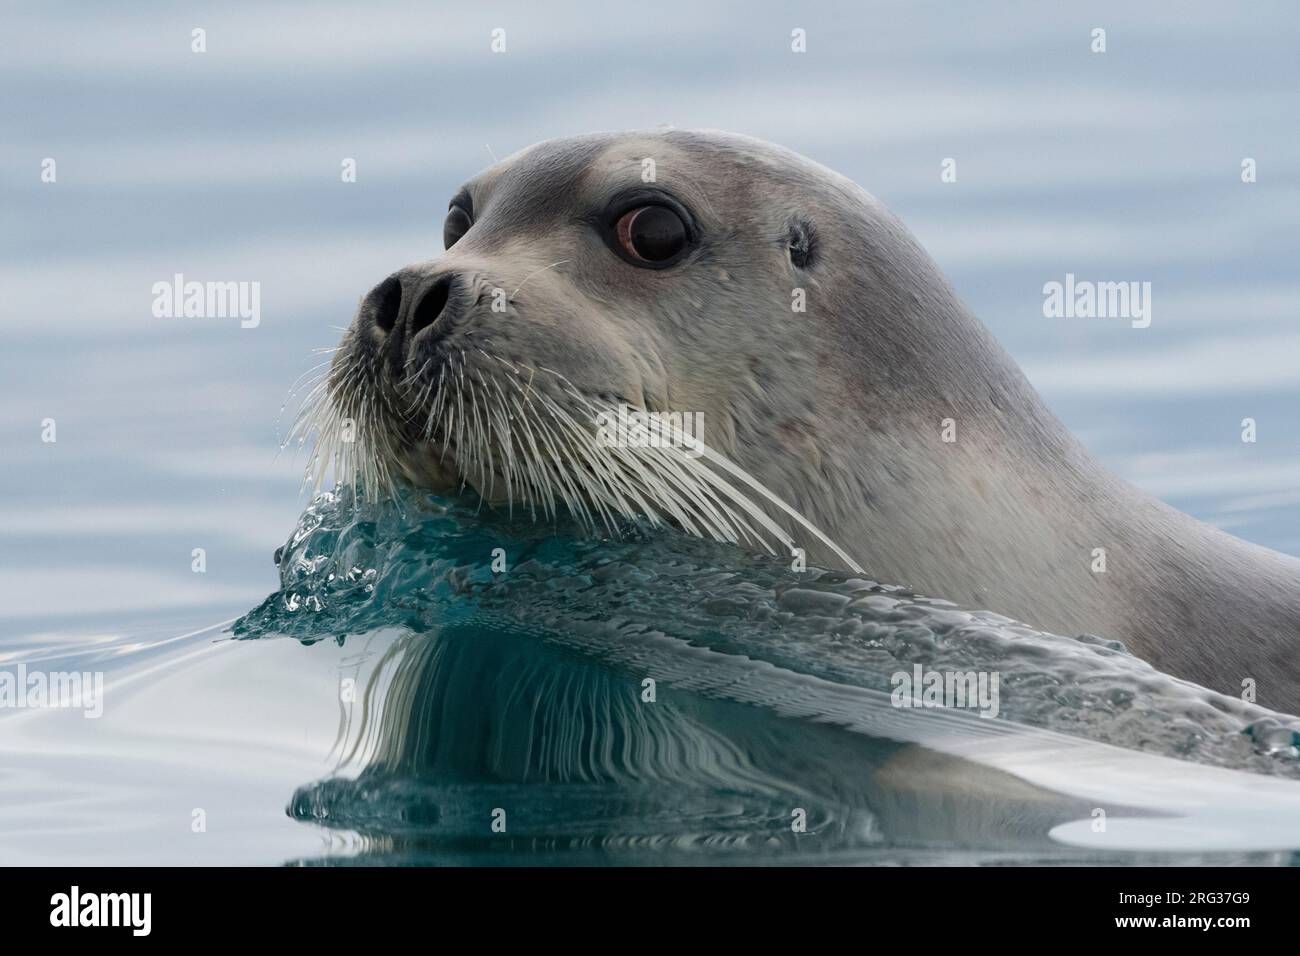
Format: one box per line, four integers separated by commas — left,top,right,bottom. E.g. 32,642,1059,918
304,129,1300,715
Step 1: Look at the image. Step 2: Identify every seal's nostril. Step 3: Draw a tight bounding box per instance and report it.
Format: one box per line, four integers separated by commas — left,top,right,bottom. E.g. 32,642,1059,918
368,275,403,334
410,275,453,338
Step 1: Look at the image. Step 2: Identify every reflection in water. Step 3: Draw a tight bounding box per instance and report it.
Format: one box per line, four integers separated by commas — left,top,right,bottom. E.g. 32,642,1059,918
235,487,1300,864
291,628,876,861
286,626,1115,864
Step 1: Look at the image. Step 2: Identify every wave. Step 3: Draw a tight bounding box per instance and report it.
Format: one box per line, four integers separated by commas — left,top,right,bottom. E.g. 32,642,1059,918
232,486,1300,862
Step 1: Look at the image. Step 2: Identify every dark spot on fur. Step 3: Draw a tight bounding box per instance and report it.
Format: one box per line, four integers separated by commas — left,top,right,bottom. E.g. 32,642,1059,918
787,219,817,269
776,417,813,446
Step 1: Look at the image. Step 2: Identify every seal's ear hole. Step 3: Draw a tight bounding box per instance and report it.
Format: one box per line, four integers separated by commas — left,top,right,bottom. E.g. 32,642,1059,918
787,220,817,269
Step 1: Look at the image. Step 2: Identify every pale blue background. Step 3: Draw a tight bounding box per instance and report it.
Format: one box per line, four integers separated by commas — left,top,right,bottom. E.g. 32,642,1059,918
3,0,1298,634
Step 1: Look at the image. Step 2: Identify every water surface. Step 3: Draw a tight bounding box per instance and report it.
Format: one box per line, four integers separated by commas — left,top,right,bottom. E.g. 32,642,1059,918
9,489,1300,865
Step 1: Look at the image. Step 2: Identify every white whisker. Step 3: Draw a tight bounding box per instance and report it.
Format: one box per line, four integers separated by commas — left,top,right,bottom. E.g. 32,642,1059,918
300,340,862,572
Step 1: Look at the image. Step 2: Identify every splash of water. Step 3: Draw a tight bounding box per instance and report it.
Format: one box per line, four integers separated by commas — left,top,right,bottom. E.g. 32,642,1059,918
235,485,1300,778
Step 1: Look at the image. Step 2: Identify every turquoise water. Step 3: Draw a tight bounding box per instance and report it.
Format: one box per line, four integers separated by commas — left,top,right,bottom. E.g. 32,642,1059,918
9,487,1300,866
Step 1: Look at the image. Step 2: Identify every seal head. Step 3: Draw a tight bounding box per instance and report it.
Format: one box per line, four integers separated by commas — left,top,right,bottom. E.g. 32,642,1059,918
310,129,1300,713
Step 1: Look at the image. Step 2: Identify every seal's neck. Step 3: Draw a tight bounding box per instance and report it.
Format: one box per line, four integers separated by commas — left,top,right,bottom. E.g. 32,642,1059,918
771,299,1300,713
806,370,1132,641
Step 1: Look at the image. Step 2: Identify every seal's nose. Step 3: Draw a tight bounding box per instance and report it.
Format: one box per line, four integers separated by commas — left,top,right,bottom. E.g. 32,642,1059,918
363,275,403,335
360,271,458,352
408,274,454,339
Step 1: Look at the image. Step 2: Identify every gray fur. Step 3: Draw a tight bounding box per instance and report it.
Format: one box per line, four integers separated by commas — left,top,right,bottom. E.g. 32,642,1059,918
330,129,1300,715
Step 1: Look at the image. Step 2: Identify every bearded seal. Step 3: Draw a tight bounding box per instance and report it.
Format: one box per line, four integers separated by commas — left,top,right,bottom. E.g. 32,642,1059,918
305,129,1300,715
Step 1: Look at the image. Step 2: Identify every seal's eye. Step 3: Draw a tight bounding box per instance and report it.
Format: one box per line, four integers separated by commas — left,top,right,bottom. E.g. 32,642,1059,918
443,205,472,249
614,205,688,266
